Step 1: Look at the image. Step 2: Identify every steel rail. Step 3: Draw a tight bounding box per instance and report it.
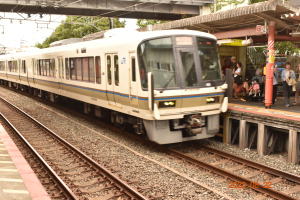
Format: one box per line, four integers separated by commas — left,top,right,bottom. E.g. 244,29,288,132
162,147,297,200
0,96,148,200
1,85,299,199
0,113,78,200
198,143,300,184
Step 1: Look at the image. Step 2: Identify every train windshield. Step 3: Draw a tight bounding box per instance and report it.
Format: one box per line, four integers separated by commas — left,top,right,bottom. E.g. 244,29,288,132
138,37,179,89
197,38,222,80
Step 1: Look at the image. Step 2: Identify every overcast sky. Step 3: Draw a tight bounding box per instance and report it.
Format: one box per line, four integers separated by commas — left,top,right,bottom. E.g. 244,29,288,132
0,12,138,48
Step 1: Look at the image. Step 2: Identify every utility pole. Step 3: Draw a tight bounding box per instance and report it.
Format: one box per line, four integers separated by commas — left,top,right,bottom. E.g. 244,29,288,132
109,18,114,29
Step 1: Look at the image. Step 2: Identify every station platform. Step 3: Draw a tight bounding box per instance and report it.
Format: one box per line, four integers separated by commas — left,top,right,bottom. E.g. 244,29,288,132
221,96,300,164
0,124,50,200
230,96,300,123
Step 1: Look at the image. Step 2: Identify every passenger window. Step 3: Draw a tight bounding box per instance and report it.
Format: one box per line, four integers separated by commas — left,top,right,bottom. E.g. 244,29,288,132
76,58,82,81
43,60,47,76
96,56,101,84
0,61,5,71
114,55,119,86
107,56,111,85
131,57,136,82
65,58,69,79
22,60,26,74
89,57,95,82
61,59,63,78
70,58,75,80
82,57,89,82
50,59,55,78
58,59,61,78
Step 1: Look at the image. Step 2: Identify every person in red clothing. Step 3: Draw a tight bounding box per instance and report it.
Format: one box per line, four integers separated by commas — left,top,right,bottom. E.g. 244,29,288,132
222,60,229,76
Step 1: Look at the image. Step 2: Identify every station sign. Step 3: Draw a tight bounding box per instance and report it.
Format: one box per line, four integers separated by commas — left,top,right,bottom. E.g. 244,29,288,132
256,25,267,34
219,39,244,47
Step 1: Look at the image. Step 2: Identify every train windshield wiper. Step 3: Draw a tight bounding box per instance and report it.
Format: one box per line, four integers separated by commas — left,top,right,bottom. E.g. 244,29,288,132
160,74,175,93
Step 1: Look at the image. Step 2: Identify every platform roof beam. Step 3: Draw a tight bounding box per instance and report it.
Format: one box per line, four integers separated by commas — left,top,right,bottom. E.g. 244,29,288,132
0,0,213,20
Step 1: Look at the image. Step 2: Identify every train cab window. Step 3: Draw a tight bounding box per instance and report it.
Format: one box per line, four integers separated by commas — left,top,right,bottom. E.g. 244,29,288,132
138,37,178,90
0,61,5,71
65,58,69,79
96,56,101,84
89,57,95,82
131,57,136,82
82,57,89,82
181,52,198,87
107,56,111,85
197,37,222,80
114,55,119,86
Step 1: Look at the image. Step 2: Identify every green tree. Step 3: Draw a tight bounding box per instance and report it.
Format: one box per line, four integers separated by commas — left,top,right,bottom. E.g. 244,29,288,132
36,16,126,48
210,0,246,12
136,19,170,28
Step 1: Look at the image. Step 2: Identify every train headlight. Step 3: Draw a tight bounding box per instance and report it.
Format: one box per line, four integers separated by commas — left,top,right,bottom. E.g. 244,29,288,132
206,97,219,103
158,101,176,108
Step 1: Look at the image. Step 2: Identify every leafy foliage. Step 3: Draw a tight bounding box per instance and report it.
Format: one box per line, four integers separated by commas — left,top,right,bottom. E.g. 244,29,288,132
210,0,246,12
136,19,170,28
35,16,126,49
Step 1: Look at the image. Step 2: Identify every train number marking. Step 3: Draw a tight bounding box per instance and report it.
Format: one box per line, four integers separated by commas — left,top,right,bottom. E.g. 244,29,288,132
121,57,126,64
91,98,97,101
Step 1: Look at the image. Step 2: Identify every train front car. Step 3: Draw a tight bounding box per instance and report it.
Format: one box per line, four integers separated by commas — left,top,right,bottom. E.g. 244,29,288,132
137,31,228,144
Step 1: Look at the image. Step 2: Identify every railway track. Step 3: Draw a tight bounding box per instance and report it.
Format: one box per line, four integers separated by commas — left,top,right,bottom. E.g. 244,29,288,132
167,143,300,200
0,96,148,200
1,85,300,199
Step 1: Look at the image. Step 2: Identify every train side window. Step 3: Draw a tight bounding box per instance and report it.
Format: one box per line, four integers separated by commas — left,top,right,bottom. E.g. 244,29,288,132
76,58,82,81
131,57,136,82
58,59,61,78
51,59,56,78
43,60,47,76
61,58,64,79
107,56,111,85
89,57,95,83
65,58,69,79
39,60,43,76
82,57,89,82
70,58,76,80
96,56,101,84
0,61,5,71
23,60,26,74
114,55,119,86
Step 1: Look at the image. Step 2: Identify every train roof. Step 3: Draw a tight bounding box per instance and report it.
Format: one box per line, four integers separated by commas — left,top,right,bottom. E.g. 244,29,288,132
0,29,216,59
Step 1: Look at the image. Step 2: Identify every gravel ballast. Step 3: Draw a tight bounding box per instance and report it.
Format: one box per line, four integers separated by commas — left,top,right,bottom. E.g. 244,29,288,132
0,86,299,199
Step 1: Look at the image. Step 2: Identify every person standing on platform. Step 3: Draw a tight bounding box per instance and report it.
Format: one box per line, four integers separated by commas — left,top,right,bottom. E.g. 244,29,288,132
292,63,300,105
232,62,242,99
230,56,237,71
272,59,279,106
281,62,296,107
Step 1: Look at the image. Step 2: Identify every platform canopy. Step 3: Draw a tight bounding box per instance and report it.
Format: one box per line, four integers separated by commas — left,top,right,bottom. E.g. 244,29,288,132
139,0,300,43
0,0,213,20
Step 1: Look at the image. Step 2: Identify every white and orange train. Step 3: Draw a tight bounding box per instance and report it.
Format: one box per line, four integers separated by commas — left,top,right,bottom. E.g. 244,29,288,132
0,29,228,144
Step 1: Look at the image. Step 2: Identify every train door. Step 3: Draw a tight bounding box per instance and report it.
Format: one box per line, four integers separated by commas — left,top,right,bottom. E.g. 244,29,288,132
176,48,201,111
129,53,138,108
105,54,116,106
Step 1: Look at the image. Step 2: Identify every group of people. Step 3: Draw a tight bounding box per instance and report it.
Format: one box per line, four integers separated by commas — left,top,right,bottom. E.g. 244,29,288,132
223,56,300,107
